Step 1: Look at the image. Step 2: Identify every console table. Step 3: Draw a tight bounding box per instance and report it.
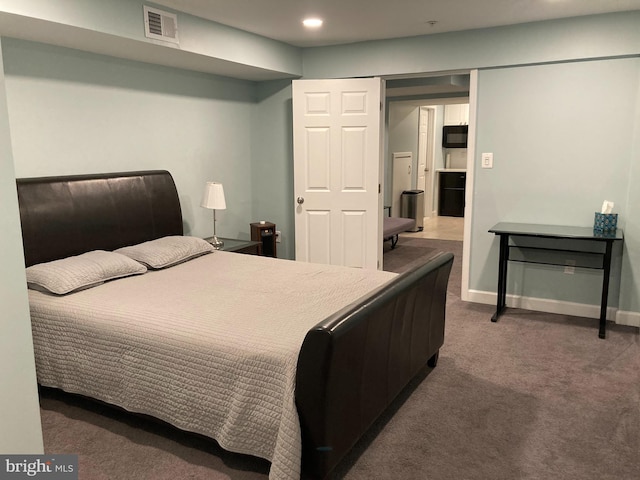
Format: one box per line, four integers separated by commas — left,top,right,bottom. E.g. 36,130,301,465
488,222,624,339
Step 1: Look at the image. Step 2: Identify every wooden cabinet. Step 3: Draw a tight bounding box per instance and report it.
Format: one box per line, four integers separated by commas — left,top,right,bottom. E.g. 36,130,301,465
444,104,469,125
438,172,466,217
250,222,277,257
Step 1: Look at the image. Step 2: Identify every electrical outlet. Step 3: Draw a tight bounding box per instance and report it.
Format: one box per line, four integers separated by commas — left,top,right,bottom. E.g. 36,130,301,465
275,230,281,243
564,259,576,274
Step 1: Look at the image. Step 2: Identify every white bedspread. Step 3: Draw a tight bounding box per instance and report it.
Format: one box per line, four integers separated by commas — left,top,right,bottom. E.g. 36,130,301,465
29,252,396,479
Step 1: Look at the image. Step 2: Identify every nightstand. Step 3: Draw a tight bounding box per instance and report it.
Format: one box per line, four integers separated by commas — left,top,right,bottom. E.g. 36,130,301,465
250,222,276,257
204,237,262,255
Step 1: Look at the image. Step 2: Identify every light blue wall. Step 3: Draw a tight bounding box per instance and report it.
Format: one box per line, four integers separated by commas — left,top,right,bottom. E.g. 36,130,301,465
385,103,447,211
0,0,301,77
299,12,640,320
302,11,640,79
3,38,256,241
0,38,43,453
387,103,419,205
471,58,638,309
250,80,295,259
619,63,640,314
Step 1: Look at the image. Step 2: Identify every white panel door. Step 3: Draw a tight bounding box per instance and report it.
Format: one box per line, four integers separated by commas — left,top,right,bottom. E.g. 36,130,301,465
293,78,383,269
418,106,435,217
417,109,428,193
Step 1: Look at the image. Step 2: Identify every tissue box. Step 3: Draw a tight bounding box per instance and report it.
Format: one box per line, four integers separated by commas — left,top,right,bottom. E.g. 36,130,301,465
594,212,618,234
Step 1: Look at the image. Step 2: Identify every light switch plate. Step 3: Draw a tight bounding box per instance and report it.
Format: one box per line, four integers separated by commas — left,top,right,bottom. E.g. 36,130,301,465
482,152,493,169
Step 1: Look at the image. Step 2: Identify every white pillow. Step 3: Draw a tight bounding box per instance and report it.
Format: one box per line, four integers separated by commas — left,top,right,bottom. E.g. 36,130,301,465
115,236,214,269
26,250,147,295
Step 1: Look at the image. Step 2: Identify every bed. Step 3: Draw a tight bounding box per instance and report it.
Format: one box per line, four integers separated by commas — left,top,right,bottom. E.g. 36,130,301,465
17,170,453,480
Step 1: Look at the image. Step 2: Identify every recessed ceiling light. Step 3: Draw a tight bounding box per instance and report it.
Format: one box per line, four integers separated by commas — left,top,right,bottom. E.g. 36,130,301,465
303,18,323,28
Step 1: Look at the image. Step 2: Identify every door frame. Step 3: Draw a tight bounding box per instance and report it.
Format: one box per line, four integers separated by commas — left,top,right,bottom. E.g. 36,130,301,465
382,69,477,301
417,106,436,218
460,69,477,302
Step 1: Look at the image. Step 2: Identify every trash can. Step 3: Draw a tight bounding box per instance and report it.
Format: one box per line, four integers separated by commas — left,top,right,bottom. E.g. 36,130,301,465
401,190,424,232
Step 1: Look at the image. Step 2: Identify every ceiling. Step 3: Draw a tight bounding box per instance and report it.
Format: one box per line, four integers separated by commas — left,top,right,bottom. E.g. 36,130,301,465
153,0,640,48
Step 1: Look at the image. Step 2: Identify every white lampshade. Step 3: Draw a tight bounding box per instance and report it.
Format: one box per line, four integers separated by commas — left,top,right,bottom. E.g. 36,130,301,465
200,182,226,210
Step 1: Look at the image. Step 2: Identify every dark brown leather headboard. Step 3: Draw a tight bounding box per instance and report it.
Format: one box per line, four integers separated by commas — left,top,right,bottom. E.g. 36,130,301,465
17,170,183,267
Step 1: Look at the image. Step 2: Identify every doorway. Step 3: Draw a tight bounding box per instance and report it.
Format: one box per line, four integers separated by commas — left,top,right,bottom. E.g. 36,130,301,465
385,97,469,241
383,71,475,299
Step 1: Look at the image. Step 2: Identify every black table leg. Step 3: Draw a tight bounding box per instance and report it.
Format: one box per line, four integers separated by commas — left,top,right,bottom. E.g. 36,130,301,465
598,240,614,339
492,233,509,322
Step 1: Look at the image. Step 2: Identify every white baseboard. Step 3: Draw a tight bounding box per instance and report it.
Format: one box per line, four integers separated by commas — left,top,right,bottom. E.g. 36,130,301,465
467,290,640,327
615,310,640,328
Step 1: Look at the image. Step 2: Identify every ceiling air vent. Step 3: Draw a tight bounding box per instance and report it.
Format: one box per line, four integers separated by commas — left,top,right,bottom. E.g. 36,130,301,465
143,6,179,45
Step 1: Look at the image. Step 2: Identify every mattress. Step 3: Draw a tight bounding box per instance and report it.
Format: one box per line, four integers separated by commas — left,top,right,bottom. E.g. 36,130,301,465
28,251,396,479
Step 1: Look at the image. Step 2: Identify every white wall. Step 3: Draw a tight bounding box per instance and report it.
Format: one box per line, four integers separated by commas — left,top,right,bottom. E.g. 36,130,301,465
0,38,43,454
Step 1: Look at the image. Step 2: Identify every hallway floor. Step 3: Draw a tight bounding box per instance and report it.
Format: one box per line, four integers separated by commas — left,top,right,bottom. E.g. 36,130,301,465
399,216,464,242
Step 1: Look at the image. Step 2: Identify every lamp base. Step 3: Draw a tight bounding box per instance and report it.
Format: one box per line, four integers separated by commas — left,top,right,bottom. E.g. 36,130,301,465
209,235,224,250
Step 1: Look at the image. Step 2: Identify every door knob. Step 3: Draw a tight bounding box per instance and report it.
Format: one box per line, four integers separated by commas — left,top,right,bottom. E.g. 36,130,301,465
296,196,305,205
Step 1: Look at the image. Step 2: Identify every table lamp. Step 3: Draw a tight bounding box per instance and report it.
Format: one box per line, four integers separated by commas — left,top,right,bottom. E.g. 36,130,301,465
200,181,226,249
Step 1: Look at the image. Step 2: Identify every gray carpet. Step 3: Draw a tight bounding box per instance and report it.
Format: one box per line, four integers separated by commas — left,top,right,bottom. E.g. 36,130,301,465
39,238,640,479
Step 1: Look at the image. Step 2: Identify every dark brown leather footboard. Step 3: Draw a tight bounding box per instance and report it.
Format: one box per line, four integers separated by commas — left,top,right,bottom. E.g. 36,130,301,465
296,251,453,479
